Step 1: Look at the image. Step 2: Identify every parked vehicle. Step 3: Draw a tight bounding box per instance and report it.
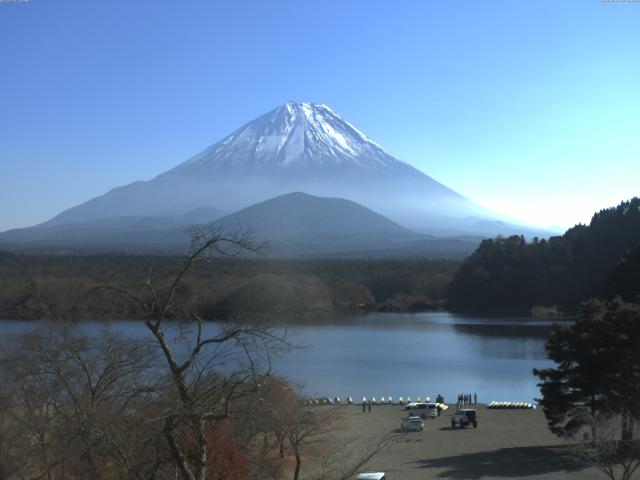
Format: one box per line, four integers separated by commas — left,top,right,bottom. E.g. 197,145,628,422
354,473,386,480
451,408,478,428
406,402,438,419
401,415,424,432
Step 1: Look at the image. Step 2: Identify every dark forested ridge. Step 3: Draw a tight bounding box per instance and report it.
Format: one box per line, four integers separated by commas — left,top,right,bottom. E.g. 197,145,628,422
448,197,640,314
0,252,458,320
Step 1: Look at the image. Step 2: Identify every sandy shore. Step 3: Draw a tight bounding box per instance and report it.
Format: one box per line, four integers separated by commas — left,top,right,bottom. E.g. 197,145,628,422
303,404,609,480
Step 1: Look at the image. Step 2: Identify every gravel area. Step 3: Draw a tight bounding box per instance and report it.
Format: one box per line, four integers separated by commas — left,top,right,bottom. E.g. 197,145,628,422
312,404,611,480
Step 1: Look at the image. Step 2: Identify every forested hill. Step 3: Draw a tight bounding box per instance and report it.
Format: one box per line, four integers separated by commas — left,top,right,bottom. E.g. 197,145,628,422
0,254,458,320
447,197,640,314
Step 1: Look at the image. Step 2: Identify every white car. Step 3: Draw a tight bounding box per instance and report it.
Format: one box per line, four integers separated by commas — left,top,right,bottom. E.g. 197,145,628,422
354,473,386,480
401,415,424,432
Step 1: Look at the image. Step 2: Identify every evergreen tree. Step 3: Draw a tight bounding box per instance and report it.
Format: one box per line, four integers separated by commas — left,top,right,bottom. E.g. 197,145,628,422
449,197,640,314
534,299,640,441
609,246,640,303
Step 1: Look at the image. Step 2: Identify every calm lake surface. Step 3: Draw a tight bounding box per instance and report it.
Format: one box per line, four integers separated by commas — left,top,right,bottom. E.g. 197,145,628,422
0,312,565,404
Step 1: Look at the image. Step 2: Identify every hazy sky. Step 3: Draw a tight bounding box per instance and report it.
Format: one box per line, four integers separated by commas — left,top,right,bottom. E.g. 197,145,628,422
1,0,639,232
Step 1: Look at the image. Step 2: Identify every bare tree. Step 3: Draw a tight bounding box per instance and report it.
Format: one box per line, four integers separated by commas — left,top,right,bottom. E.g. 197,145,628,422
254,376,300,459
0,324,166,480
0,226,294,480
578,412,640,480
0,338,62,480
310,436,359,480
287,406,336,480
108,225,290,480
0,387,30,480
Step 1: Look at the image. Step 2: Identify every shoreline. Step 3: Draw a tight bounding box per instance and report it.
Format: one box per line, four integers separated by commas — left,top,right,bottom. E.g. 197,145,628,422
0,307,575,323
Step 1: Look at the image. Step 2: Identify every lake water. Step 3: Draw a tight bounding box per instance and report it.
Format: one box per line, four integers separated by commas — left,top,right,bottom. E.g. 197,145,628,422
0,312,565,404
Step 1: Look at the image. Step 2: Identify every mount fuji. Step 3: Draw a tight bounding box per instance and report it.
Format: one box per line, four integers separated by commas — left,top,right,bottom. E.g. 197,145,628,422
0,102,548,255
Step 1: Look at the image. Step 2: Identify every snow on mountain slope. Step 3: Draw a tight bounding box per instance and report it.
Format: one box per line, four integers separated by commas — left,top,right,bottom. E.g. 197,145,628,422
30,101,506,236
172,102,397,173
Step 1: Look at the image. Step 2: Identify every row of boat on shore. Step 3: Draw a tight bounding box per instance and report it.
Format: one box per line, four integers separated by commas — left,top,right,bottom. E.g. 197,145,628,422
488,401,536,409
304,396,447,407
304,398,538,410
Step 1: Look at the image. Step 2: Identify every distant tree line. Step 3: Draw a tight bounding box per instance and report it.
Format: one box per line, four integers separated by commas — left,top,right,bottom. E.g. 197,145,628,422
0,253,458,321
448,198,640,314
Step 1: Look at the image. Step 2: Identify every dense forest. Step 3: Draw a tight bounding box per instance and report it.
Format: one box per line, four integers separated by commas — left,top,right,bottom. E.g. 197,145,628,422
0,253,459,321
448,198,640,314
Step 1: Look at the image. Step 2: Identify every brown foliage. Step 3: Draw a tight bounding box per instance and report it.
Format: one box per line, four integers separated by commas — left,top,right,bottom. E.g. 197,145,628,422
207,274,334,317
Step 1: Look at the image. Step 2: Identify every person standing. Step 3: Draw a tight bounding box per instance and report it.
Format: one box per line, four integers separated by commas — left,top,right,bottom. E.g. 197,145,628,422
367,401,372,413
474,393,477,404
362,401,366,413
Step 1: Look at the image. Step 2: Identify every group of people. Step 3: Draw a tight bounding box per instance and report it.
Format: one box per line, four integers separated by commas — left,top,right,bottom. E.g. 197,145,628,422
457,393,477,405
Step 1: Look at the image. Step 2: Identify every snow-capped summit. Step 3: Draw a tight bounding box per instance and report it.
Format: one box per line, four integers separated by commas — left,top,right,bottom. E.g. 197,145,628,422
172,102,402,175
32,101,500,235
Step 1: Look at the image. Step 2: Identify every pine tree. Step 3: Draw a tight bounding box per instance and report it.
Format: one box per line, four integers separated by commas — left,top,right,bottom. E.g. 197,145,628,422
534,299,640,441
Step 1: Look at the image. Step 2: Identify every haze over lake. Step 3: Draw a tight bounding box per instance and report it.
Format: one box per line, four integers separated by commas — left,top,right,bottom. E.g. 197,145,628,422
1,312,562,403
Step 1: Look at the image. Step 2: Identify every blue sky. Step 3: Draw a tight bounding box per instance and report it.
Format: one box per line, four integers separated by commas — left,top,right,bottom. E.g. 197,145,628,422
1,0,639,231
